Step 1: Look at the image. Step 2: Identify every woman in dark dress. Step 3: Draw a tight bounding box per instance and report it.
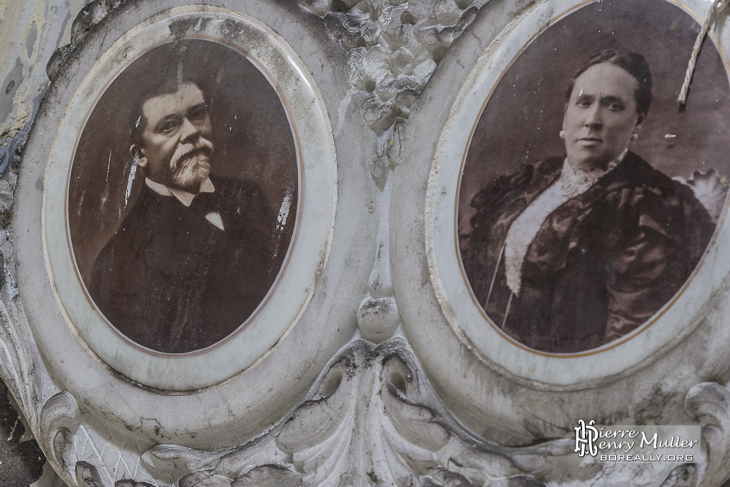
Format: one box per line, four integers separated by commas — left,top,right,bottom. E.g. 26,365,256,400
461,51,714,353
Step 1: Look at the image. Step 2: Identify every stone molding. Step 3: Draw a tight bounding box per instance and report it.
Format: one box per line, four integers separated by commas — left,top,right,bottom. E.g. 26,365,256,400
3,0,730,485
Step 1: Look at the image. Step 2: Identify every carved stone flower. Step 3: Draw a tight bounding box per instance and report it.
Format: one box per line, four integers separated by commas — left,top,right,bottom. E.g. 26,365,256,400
674,168,729,222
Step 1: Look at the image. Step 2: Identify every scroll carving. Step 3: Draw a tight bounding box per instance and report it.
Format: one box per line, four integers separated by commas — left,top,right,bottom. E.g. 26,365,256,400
39,392,81,472
144,338,564,486
0,295,39,429
141,337,705,486
685,382,730,486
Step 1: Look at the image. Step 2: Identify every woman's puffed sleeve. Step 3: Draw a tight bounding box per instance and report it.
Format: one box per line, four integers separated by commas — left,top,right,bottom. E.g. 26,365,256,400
604,182,714,342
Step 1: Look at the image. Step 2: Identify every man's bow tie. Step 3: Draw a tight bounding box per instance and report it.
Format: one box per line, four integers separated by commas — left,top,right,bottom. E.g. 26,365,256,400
189,192,226,231
189,191,221,214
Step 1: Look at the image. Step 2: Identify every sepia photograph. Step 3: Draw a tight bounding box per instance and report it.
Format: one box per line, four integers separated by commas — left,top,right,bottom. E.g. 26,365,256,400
68,39,299,354
458,0,730,354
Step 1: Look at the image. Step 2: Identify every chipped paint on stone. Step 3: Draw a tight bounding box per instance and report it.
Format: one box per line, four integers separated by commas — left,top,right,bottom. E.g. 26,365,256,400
0,0,92,176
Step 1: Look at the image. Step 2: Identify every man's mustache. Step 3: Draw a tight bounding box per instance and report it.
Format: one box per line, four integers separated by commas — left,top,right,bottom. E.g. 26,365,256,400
169,137,214,170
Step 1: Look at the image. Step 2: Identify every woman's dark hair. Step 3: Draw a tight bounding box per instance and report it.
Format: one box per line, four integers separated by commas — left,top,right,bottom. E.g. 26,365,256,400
565,50,652,117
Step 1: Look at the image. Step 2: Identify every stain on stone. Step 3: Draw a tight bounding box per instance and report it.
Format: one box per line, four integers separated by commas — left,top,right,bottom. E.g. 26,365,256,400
115,479,155,487
0,379,46,485
0,253,5,291
400,10,417,25
46,44,75,82
507,475,547,487
46,0,129,83
168,17,210,38
55,10,73,54
70,0,127,47
0,209,12,230
661,464,697,487
140,417,165,438
14,137,25,157
455,0,476,8
432,45,447,62
222,18,245,38
0,58,22,120
634,385,678,423
232,465,302,486
76,461,105,487
331,0,357,13
425,467,473,486
26,22,37,59
5,132,27,174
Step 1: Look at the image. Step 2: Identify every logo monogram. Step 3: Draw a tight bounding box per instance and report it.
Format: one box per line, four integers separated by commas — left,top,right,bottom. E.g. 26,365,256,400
575,419,599,457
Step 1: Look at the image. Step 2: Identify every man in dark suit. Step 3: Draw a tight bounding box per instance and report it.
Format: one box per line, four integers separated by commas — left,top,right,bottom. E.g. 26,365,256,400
90,79,280,353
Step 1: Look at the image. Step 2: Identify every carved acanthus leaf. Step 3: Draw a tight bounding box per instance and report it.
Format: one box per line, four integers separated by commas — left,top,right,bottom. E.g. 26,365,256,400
142,337,710,486
144,338,565,486
0,295,40,428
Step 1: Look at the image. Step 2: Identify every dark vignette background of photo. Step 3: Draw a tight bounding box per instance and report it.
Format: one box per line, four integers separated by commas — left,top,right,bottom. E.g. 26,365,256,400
459,0,730,236
68,39,298,286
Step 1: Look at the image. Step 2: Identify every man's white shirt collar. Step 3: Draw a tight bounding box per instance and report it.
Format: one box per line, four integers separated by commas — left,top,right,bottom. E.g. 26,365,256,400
145,177,215,206
145,177,225,231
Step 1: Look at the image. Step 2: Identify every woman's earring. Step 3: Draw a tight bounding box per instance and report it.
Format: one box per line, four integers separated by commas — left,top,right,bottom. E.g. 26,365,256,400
559,130,566,139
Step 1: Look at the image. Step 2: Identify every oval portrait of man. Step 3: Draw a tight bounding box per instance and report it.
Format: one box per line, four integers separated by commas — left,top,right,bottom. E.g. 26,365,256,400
458,0,730,354
68,39,298,354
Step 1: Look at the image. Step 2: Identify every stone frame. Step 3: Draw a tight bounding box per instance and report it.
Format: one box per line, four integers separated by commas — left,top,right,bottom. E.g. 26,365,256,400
454,0,730,357
4,0,730,485
23,5,343,388
12,0,377,463
395,0,730,447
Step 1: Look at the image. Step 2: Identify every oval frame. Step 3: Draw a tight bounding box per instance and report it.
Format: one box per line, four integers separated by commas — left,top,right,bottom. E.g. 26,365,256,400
65,37,300,358
12,0,373,450
428,0,730,384
41,8,332,390
393,0,730,440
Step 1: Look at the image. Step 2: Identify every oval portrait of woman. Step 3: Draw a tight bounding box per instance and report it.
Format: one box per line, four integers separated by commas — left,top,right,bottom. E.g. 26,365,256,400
458,0,730,354
68,39,298,354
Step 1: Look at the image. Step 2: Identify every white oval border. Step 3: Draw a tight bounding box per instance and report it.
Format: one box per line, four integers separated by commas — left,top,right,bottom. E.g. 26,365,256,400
427,0,729,385
42,6,336,390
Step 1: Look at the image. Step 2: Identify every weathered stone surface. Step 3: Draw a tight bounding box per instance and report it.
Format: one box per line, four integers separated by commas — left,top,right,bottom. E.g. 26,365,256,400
0,379,45,485
4,0,730,486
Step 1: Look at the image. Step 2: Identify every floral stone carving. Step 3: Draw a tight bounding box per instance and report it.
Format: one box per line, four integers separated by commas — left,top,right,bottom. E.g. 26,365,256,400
140,337,706,487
